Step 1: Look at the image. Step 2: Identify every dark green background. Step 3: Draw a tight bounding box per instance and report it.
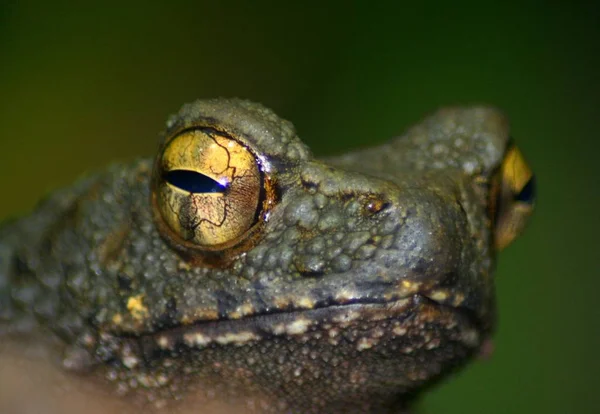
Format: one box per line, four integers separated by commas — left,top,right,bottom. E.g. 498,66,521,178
1,2,598,413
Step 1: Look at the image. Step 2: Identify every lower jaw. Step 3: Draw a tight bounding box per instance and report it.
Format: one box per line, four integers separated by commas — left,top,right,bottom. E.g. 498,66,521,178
98,295,485,412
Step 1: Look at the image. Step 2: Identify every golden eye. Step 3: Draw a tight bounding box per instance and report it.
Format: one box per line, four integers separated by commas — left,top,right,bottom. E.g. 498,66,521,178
491,144,536,251
152,127,273,255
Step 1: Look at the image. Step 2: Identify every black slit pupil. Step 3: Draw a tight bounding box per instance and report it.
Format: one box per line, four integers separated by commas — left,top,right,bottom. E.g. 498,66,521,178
515,175,536,204
165,170,226,193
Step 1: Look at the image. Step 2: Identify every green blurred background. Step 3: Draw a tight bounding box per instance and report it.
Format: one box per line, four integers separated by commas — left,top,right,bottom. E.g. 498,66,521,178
1,1,598,413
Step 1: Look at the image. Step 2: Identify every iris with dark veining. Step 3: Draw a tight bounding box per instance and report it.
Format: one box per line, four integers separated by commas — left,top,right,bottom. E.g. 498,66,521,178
0,99,535,413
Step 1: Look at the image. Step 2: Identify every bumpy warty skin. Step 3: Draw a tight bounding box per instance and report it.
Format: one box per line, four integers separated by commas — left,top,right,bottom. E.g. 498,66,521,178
0,100,510,413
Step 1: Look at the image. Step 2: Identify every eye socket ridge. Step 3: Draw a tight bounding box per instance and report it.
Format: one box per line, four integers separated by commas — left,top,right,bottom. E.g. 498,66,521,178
164,169,228,194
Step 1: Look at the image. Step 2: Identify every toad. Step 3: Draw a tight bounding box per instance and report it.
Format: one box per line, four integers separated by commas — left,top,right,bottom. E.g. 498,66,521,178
0,99,535,413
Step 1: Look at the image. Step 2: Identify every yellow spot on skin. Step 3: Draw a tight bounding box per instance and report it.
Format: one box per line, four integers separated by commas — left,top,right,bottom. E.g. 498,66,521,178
296,297,315,309
357,337,375,351
192,308,219,320
393,326,407,336
271,323,286,335
112,313,123,325
127,295,149,321
453,293,465,306
397,280,421,296
122,355,139,369
286,318,313,335
229,303,255,319
273,296,293,309
183,332,211,347
429,290,449,301
181,308,219,324
157,336,171,350
334,289,359,303
178,260,192,271
215,331,259,345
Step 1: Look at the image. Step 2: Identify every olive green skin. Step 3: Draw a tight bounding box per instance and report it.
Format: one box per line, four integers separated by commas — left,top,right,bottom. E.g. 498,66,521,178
0,100,509,413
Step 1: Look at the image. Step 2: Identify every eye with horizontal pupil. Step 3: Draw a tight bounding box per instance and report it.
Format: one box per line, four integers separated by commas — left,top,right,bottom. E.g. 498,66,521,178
153,128,265,249
493,144,535,251
165,170,227,194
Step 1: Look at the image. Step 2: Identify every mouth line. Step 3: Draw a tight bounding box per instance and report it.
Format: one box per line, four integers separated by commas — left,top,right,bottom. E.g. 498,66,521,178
130,294,483,353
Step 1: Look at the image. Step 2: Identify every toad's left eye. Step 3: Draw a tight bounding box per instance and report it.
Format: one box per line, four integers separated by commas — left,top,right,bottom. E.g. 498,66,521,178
152,128,271,252
490,144,536,251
